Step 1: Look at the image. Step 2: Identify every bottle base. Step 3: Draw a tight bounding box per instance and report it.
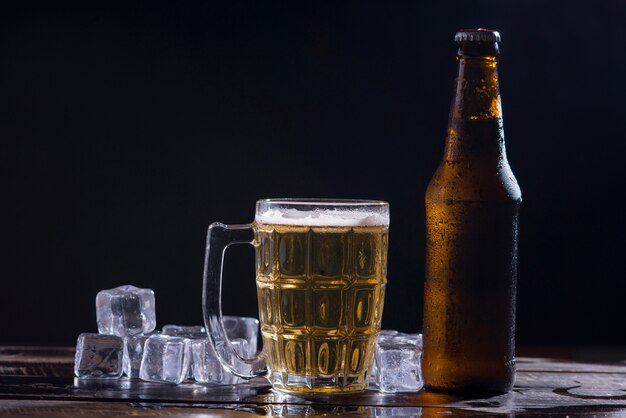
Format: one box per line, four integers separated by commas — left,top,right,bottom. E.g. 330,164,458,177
424,381,513,396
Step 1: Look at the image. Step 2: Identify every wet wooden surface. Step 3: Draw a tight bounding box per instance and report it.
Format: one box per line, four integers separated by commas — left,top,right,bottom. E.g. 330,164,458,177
0,347,625,416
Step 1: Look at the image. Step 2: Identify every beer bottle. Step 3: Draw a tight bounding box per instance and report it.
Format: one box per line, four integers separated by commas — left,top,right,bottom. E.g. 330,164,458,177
422,29,522,394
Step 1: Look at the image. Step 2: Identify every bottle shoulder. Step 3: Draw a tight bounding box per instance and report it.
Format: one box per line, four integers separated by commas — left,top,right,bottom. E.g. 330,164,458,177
426,157,522,203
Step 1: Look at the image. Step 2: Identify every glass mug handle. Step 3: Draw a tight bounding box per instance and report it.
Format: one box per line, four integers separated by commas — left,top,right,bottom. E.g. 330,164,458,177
202,222,267,379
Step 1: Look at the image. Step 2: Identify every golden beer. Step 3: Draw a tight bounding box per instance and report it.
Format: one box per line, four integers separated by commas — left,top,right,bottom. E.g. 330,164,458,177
255,221,388,393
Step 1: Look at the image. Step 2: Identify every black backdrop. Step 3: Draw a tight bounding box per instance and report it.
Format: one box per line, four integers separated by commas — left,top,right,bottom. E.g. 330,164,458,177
2,1,625,347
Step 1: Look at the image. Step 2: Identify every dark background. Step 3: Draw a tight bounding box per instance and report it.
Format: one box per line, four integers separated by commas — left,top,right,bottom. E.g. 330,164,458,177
2,1,625,349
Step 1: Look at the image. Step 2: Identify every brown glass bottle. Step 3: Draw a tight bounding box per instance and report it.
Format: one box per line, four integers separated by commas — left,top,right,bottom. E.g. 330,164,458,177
422,29,522,394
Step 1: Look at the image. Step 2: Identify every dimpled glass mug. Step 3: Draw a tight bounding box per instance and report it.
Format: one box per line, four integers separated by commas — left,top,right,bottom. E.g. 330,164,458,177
202,199,390,393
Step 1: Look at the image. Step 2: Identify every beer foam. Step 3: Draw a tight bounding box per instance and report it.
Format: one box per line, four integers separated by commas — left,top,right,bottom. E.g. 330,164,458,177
255,208,389,227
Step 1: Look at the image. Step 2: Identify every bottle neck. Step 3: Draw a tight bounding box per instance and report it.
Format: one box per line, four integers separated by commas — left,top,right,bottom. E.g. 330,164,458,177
444,54,505,162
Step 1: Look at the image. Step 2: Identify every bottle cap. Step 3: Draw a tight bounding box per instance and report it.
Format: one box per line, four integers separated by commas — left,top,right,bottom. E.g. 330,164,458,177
454,28,500,43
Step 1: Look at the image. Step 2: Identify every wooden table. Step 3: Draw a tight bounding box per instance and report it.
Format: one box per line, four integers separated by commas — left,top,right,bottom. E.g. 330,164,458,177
1,346,625,417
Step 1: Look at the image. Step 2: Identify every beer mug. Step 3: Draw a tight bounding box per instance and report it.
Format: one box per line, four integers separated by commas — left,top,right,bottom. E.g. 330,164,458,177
202,199,389,393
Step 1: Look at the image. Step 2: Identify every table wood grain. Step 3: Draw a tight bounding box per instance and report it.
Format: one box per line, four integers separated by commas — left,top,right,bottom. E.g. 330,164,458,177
1,347,625,416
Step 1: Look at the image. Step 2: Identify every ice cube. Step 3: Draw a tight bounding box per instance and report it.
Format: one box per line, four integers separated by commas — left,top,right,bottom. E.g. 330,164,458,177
74,333,124,379
399,333,423,346
369,329,400,386
223,316,259,357
191,337,248,384
377,329,400,340
123,333,158,378
374,332,423,393
162,325,205,335
139,334,191,384
96,285,156,337
159,327,206,379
